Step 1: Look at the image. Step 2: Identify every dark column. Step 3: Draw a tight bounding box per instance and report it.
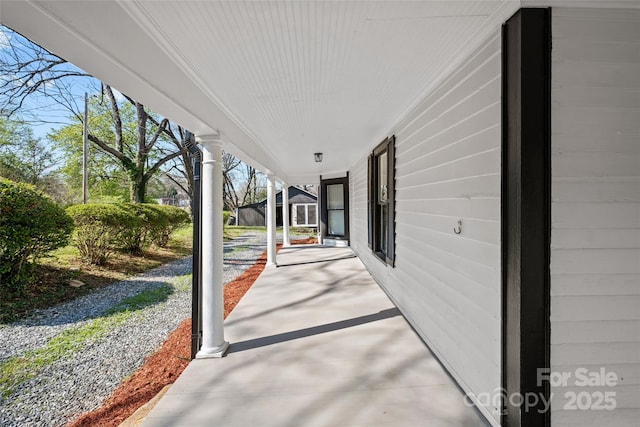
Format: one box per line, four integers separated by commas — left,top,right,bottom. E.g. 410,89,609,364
502,8,551,427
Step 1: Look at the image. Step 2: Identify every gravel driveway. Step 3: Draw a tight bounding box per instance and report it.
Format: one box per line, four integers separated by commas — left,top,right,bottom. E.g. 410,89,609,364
0,231,293,427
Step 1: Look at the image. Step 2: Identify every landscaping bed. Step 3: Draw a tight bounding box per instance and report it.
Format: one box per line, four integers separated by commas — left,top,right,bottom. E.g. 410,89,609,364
0,230,312,426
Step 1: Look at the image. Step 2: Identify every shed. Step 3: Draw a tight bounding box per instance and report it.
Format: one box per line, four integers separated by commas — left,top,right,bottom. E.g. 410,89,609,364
236,186,317,227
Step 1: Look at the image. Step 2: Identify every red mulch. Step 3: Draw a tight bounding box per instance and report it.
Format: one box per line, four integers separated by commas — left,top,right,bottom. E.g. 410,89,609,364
290,237,317,245
66,240,311,427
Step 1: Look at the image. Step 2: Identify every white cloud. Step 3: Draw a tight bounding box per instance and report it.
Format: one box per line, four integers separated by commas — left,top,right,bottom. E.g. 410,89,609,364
0,29,11,50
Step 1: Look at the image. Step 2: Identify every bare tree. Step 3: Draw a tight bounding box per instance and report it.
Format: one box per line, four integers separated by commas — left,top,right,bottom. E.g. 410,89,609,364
82,86,187,202
221,152,242,211
0,27,190,203
240,164,258,205
0,27,91,118
0,26,257,206
162,124,195,203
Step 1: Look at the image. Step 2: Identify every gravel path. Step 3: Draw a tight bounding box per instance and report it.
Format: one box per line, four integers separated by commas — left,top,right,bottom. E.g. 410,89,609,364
0,231,299,427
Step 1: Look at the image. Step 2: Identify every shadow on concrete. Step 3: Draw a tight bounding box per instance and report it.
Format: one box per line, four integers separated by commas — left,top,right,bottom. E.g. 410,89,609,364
276,254,356,267
229,307,401,353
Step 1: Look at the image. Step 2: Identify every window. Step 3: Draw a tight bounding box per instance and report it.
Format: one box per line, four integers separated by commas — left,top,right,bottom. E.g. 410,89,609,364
368,136,396,266
326,183,345,236
320,176,350,241
292,203,317,227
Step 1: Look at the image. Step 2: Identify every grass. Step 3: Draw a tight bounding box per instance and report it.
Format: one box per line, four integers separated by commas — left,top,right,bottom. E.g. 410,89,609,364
0,224,194,324
0,223,273,399
224,225,266,240
103,285,174,316
0,284,175,398
0,224,272,323
224,226,316,241
170,274,192,292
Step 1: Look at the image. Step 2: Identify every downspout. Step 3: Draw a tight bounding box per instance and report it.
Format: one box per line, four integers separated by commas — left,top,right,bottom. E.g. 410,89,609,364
184,130,202,359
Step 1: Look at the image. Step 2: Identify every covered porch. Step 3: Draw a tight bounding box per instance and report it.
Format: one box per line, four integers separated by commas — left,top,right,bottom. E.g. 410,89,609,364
5,2,638,426
141,245,488,427
0,1,519,370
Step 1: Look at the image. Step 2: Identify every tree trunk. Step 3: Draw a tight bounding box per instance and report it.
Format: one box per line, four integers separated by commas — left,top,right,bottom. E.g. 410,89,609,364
131,177,147,203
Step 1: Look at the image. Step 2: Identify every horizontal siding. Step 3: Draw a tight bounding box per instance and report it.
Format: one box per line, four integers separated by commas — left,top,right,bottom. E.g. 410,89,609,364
551,385,640,411
350,30,501,425
553,203,639,229
553,178,640,203
553,342,640,366
552,229,640,249
551,296,640,321
553,151,639,176
551,321,640,344
552,274,640,296
552,409,640,427
551,7,640,426
551,249,640,275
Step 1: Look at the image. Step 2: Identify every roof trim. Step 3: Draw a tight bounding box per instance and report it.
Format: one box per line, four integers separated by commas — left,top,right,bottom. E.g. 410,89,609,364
238,185,317,208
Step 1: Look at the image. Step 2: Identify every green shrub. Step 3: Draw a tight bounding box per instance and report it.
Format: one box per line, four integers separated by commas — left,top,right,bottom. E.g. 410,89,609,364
66,203,191,262
114,203,158,254
223,210,231,225
150,205,191,247
66,203,134,265
0,179,73,292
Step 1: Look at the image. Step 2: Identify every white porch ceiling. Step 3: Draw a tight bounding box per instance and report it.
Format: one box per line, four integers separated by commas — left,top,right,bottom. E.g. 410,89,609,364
1,0,522,184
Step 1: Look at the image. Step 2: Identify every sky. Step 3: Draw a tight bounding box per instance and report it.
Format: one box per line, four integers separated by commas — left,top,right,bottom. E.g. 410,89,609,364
0,23,267,194
0,25,123,141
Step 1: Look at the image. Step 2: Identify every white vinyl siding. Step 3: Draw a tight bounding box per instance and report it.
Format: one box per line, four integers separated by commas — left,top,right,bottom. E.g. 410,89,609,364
350,30,502,425
550,8,640,426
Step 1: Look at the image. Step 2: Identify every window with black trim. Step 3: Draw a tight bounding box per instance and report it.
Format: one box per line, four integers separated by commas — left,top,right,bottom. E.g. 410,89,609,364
368,136,396,266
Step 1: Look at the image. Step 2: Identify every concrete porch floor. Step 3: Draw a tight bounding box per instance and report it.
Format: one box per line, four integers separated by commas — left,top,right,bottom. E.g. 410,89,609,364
141,245,489,427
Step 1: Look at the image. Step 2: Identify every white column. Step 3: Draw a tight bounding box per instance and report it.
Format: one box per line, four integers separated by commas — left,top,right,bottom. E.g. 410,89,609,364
282,184,290,247
196,135,229,358
266,174,277,266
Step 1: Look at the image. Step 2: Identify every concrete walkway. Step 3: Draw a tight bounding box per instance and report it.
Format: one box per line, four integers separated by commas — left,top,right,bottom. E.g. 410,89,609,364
141,245,489,427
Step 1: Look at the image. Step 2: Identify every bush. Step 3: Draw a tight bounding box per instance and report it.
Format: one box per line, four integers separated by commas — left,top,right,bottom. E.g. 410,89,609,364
66,203,133,265
149,205,190,247
114,203,157,254
0,179,73,292
115,204,190,252
67,203,191,263
223,210,231,225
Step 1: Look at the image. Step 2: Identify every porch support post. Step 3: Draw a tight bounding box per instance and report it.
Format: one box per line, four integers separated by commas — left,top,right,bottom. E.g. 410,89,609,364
196,134,229,358
266,174,277,266
502,9,551,425
282,183,290,247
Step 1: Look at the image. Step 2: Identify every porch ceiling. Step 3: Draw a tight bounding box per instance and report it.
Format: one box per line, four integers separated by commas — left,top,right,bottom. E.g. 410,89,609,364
1,0,519,184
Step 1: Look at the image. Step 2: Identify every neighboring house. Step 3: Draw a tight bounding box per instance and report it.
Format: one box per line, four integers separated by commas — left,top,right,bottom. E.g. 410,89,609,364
155,197,190,208
5,2,638,426
236,186,317,227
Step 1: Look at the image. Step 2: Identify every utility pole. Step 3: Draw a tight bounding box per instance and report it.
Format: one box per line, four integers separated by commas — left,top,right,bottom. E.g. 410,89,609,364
82,92,88,204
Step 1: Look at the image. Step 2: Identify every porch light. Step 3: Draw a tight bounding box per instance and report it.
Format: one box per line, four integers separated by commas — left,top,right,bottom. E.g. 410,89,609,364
314,152,323,162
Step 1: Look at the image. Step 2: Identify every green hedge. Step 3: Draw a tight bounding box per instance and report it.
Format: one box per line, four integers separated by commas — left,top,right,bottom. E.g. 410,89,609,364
66,203,191,264
150,205,191,247
66,203,133,265
0,178,73,293
115,203,159,254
